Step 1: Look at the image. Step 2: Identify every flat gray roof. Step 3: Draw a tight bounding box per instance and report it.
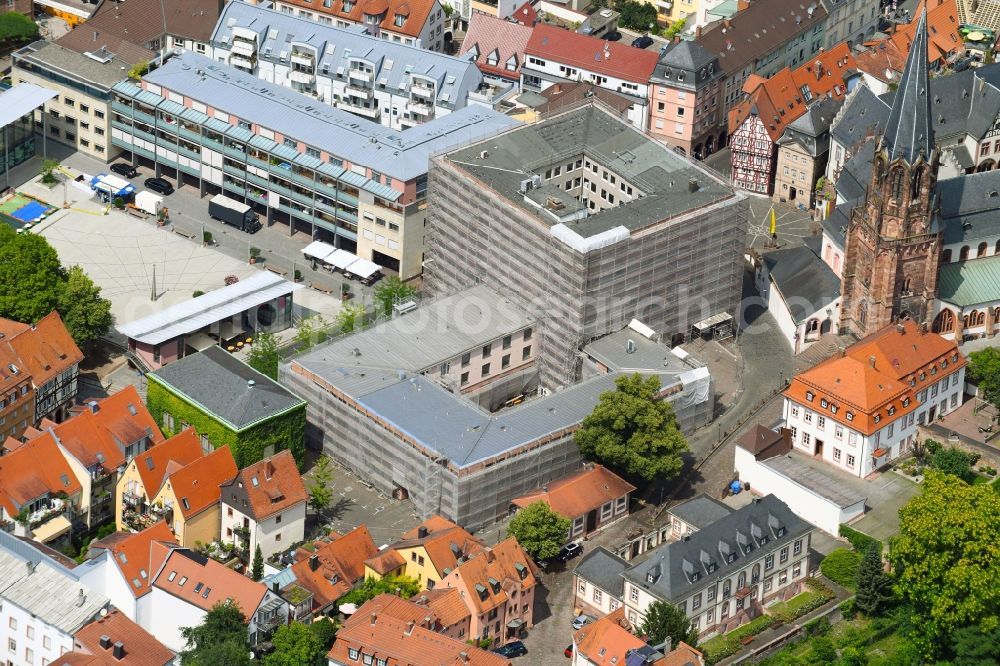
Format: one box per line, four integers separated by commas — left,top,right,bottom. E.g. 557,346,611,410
0,551,107,634
0,81,56,128
137,52,517,181
443,102,737,239
583,328,694,374
294,285,533,374
15,41,144,89
212,2,481,111
762,454,867,509
668,494,734,529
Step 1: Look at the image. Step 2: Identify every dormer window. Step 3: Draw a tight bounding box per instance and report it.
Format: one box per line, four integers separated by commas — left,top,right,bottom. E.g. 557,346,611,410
846,411,854,421
343,0,354,11
952,353,959,363
743,543,753,554
902,397,910,407
821,399,828,408
874,414,881,424
487,49,499,67
805,391,814,402
942,359,948,368
690,571,700,583
393,13,405,26
727,553,736,563
708,562,717,573
888,406,895,416
777,526,786,537
930,366,937,375
910,378,916,387
919,372,926,381
646,571,656,583
831,405,838,414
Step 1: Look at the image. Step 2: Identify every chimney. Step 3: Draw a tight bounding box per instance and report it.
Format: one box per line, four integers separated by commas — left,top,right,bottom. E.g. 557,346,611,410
370,612,377,626
737,0,750,10
723,18,731,29
459,652,469,662
88,400,99,414
920,322,928,334
815,62,823,81
265,461,275,480
309,555,319,571
695,25,703,38
869,355,876,369
405,620,415,635
897,323,905,334
112,642,125,660
77,589,85,607
417,526,429,539
542,484,548,493
271,581,280,593
486,550,496,563
99,635,112,650
688,178,699,193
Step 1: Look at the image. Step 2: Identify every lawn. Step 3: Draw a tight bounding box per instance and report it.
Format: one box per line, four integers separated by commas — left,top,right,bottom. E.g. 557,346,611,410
992,477,1000,494
769,589,828,618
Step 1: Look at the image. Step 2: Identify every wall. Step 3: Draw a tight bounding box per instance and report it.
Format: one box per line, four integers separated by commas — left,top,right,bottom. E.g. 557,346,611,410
0,378,34,441
146,379,306,467
0,595,75,666
148,586,206,653
774,141,821,206
77,554,138,621
573,575,620,616
734,446,865,535
115,461,148,530
255,502,306,560
179,505,222,549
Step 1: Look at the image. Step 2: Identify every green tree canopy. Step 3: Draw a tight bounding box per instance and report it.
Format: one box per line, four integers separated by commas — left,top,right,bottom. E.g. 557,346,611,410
507,500,570,561
930,447,979,483
891,471,1000,658
180,601,250,666
575,373,689,481
58,266,114,350
0,226,64,324
618,1,657,30
338,575,421,606
639,600,698,648
952,624,1000,665
264,622,323,666
251,545,264,581
308,455,334,515
819,548,860,589
0,12,39,43
247,331,281,380
854,543,891,617
308,618,338,651
968,347,1000,411
373,276,417,317
334,303,365,335
664,17,687,39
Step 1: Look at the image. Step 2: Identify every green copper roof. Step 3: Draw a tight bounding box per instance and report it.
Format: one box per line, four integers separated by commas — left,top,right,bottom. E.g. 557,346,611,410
937,255,1000,307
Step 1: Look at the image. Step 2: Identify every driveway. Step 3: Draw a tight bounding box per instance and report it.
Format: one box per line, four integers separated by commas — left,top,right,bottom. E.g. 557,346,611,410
849,472,919,543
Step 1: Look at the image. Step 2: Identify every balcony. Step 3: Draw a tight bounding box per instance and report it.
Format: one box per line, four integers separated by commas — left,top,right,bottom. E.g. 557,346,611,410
406,100,433,116
348,68,375,83
289,69,316,85
344,83,374,99
291,52,314,67
229,54,256,71
231,40,257,58
339,100,380,119
122,499,172,532
410,82,435,99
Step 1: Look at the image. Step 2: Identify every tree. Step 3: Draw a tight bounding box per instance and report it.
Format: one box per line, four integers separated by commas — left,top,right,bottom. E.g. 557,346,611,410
247,331,281,380
58,266,114,350
639,600,698,648
294,314,330,352
617,0,657,30
0,226,65,325
308,618,338,651
855,543,891,617
127,60,149,81
179,601,251,666
808,636,836,665
373,276,417,317
335,303,365,335
575,373,689,481
891,471,1000,658
251,545,264,581
264,622,323,666
663,17,687,39
507,501,570,561
40,159,60,186
338,574,421,606
0,12,38,44
930,446,978,483
968,347,1000,411
308,455,334,516
952,624,1000,665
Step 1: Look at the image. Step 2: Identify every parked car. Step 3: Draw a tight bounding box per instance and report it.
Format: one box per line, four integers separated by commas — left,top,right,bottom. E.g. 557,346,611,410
631,35,654,49
492,641,528,657
555,542,583,562
601,31,622,41
144,177,174,195
571,614,596,630
110,163,138,179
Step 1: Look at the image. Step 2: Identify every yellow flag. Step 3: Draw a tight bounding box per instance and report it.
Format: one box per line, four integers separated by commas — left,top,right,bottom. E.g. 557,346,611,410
768,208,777,235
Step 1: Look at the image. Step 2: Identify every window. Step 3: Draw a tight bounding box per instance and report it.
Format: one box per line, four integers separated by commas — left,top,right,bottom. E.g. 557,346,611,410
846,454,856,467
482,363,490,376
95,110,105,119
835,425,844,440
790,406,799,418
501,354,510,369
524,328,533,340
522,345,531,360
692,592,702,609
8,618,15,630
461,352,471,367
593,588,602,603
349,649,360,661
817,415,826,430
629,586,639,602
482,343,491,357
780,546,789,564
803,433,811,447
162,411,174,431
804,411,813,423
793,539,802,555
460,372,469,386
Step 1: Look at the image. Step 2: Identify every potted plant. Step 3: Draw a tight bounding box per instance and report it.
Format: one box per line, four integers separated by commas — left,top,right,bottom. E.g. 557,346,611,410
249,247,261,264
294,269,303,282
340,282,351,302
203,231,213,246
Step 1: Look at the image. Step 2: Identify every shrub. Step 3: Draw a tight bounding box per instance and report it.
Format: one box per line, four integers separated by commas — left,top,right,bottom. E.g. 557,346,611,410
840,597,857,619
821,548,862,588
192,290,205,298
839,524,881,554
803,617,831,637
224,275,239,286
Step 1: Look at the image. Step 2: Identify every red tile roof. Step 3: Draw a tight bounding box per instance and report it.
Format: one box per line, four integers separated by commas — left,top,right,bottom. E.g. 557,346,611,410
883,0,960,65
525,24,658,83
0,434,81,517
72,609,174,665
785,321,963,435
448,537,537,615
511,464,634,519
130,429,203,498
44,386,162,471
221,450,307,522
0,311,83,387
330,598,511,666
413,588,470,629
278,0,437,39
292,525,379,610
728,43,857,141
461,13,533,82
153,548,267,615
364,548,406,575
166,446,237,519
661,642,705,666
89,522,177,599
395,516,485,578
574,607,646,665
511,0,538,26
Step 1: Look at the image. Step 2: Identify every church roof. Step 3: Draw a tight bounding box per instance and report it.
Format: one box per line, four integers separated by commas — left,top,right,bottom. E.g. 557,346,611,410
938,254,1000,307
936,170,1000,244
883,8,933,163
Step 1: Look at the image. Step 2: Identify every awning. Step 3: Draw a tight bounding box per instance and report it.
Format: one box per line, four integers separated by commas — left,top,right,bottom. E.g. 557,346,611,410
873,448,888,458
693,312,732,331
185,332,218,352
0,83,57,129
302,240,337,262
506,618,525,629
338,603,359,615
347,258,382,280
328,249,360,271
32,515,71,543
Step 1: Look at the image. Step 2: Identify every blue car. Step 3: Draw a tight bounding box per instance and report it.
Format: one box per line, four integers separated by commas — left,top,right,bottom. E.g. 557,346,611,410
493,641,528,657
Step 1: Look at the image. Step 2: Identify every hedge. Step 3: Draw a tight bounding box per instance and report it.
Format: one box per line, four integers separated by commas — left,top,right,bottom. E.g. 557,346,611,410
839,524,881,554
704,615,775,664
820,548,861,588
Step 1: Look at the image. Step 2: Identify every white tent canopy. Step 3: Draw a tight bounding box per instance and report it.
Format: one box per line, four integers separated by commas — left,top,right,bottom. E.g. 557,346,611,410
328,249,360,271
301,240,337,262
347,258,382,279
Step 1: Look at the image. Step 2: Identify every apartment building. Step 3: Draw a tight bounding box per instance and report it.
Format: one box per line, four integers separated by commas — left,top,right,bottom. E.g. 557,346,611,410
110,51,514,279
695,0,827,116
618,496,812,637
210,2,483,132
772,96,842,207
521,24,659,130
784,321,965,478
272,0,448,51
460,12,532,87
0,340,35,442
648,40,724,159
821,0,880,49
0,311,82,424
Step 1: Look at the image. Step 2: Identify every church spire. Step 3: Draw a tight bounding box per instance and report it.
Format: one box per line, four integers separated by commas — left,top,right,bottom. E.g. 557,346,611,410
883,8,933,163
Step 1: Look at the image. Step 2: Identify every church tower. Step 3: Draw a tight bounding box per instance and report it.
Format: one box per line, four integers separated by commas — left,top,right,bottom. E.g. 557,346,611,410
839,9,942,338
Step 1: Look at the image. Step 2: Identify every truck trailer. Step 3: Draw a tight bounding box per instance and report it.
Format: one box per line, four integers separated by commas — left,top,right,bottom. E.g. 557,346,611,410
208,194,260,233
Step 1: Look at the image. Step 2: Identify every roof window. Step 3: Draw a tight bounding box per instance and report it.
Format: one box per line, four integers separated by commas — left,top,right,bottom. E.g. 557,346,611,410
846,411,854,421
805,391,814,402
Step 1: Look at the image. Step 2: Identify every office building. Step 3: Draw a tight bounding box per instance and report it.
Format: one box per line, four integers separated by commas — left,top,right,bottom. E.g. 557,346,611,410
109,51,515,278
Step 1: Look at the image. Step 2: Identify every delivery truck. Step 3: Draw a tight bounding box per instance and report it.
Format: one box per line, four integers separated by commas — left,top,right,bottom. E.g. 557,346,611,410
208,194,261,233
134,191,163,216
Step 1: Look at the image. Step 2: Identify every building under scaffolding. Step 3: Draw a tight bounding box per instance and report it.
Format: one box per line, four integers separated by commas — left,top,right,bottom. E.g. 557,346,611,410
424,101,748,390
